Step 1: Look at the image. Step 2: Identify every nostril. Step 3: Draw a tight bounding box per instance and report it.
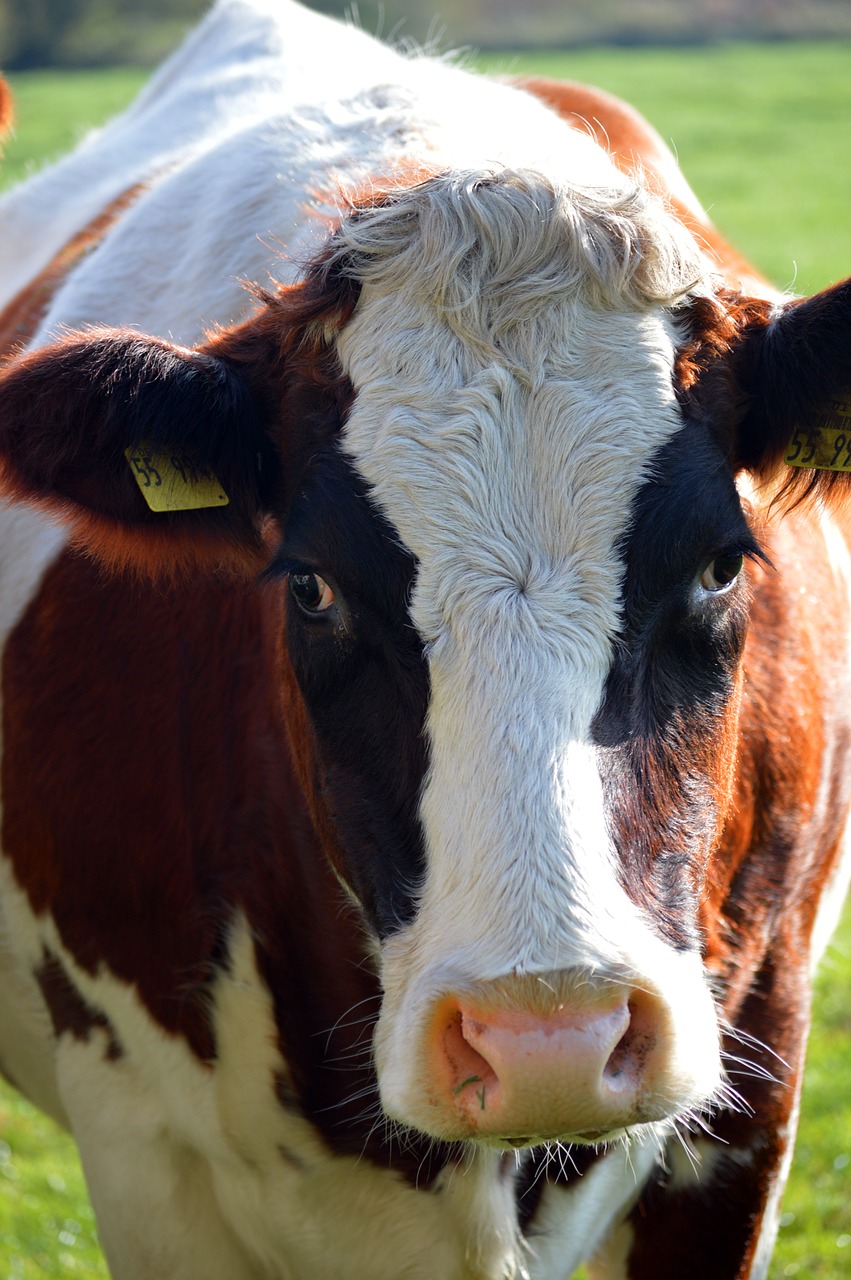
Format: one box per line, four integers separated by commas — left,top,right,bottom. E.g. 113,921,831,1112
602,995,658,1094
442,1008,499,1107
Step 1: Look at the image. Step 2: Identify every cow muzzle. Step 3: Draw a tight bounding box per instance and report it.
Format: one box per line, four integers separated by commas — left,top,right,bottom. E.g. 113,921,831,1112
381,972,719,1146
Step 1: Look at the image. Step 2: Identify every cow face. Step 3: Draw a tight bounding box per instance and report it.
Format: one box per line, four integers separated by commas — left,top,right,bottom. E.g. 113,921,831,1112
0,169,848,1152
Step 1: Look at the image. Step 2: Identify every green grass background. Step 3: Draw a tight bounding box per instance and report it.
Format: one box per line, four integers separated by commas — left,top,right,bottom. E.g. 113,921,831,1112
0,40,850,1280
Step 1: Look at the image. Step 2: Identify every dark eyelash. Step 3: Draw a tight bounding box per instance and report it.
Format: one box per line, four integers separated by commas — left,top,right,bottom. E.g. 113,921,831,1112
260,553,316,583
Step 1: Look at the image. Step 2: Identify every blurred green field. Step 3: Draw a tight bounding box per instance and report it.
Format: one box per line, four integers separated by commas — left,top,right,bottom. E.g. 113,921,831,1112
0,67,147,191
1,39,850,1280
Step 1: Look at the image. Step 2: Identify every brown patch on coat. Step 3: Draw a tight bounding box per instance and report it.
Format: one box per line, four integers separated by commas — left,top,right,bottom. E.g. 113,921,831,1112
35,950,123,1060
0,77,13,140
673,289,774,401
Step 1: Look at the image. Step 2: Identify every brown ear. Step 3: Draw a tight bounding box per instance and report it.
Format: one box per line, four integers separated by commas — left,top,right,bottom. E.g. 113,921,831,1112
0,256,360,578
0,324,285,578
735,278,851,490
680,278,851,509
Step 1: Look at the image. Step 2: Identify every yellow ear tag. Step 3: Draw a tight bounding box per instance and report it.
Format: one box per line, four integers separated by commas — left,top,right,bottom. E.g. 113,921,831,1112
785,400,851,472
125,445,229,513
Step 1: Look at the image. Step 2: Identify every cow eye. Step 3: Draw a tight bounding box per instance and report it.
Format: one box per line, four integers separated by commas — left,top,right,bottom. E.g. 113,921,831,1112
289,573,335,614
699,553,744,594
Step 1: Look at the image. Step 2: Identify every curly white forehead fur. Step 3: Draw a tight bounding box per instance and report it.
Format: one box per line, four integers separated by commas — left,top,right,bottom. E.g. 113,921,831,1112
330,166,708,333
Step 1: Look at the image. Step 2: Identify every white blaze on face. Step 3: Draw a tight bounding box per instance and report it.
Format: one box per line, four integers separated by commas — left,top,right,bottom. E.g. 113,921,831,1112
335,170,721,1122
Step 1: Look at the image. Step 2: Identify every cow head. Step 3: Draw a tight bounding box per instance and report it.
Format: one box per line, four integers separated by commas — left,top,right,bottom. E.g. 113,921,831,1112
1,169,849,1150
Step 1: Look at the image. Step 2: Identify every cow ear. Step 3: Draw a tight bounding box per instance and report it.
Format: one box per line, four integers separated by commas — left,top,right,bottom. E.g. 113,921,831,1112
0,326,287,577
729,277,851,507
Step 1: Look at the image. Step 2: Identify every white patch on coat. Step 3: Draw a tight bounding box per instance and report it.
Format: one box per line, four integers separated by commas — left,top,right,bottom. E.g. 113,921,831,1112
335,169,721,1132
0,887,527,1279
524,1138,658,1277
0,0,404,312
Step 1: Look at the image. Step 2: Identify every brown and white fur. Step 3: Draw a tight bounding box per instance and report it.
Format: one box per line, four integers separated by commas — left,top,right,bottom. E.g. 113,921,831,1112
0,3,849,1277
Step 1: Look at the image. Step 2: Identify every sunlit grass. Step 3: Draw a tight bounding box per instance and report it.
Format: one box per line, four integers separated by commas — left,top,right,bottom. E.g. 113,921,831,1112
0,1088,107,1278
772,903,851,1278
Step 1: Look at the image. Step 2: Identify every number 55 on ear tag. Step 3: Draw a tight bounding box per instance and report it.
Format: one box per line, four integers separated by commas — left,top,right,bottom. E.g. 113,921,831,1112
125,446,230,512
786,400,851,472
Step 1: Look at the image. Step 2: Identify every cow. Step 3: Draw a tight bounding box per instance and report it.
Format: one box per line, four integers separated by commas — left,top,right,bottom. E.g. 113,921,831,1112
0,2,849,1277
